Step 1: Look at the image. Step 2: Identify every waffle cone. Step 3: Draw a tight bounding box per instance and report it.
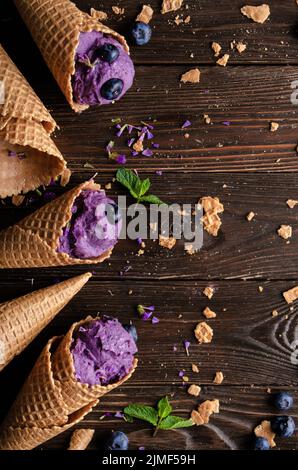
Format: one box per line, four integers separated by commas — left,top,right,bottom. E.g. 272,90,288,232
0,272,92,372
0,317,137,450
14,0,129,112
0,45,67,198
0,181,114,268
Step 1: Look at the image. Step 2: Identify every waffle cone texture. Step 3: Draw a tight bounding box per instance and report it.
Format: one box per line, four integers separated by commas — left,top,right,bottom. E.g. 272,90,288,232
0,181,114,268
14,0,130,112
0,272,91,372
0,316,138,450
0,45,66,198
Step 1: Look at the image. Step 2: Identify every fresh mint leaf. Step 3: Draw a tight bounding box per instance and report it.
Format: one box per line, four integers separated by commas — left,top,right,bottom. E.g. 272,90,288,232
159,415,194,430
139,194,166,205
140,178,151,197
116,168,140,197
123,414,134,423
157,396,172,420
124,404,158,426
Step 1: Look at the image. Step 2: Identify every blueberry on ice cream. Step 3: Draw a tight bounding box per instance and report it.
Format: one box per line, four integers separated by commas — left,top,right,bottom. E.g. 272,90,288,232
72,31,135,105
71,317,138,386
57,189,122,259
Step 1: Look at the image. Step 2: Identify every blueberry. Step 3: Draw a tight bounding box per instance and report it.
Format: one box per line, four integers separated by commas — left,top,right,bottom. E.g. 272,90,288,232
103,431,129,450
254,437,270,450
105,202,121,225
273,392,293,411
271,416,296,437
123,324,138,343
95,44,119,64
130,22,152,46
100,78,123,100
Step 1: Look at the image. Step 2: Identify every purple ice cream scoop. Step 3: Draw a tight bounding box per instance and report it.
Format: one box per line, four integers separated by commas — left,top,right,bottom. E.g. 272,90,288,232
57,189,122,259
72,31,135,105
71,317,138,386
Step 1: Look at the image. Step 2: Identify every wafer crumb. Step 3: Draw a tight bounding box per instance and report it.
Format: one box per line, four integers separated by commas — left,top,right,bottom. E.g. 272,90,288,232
184,15,191,24
112,6,124,15
105,183,112,190
192,363,199,373
136,5,154,23
12,195,25,206
270,122,279,132
161,0,183,14
203,286,214,299
159,235,177,249
203,114,212,124
133,138,144,153
211,42,222,57
277,225,292,240
203,307,217,319
216,54,230,67
213,371,224,384
192,399,220,425
254,420,276,448
272,309,279,317
287,199,298,209
180,68,201,83
194,322,214,344
90,8,107,21
68,429,95,450
283,285,298,304
258,286,264,293
246,211,255,221
241,4,270,24
188,384,201,397
236,42,247,53
200,196,224,237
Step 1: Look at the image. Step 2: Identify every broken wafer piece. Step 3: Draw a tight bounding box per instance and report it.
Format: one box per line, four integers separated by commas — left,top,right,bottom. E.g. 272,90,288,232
136,5,154,23
191,399,220,425
216,54,230,67
90,8,107,21
200,196,224,237
211,42,222,57
188,384,201,397
283,285,298,304
254,420,276,448
203,307,217,319
203,286,214,299
68,428,95,450
277,225,292,240
161,0,183,14
241,4,270,24
180,68,201,84
159,235,177,249
287,199,298,209
194,322,214,344
213,371,224,384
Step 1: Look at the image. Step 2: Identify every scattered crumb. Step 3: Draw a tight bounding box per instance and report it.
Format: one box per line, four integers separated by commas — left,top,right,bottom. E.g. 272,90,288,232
112,6,124,15
216,54,230,67
203,307,217,319
184,15,191,24
211,42,222,57
246,211,255,221
283,285,298,304
159,235,177,249
105,183,112,190
137,249,145,256
258,286,264,293
241,4,270,24
194,322,214,344
267,388,271,394
272,309,279,317
236,41,247,53
60,168,71,186
128,289,133,295
180,68,201,84
12,195,25,206
133,138,144,153
254,420,276,448
68,429,95,450
185,244,196,255
188,384,201,397
184,133,190,139
161,0,183,14
203,114,211,124
192,399,220,425
270,122,279,132
174,15,183,25
136,5,154,23
277,225,292,240
90,8,107,21
213,371,224,384
287,199,298,209
200,196,224,237
203,286,214,299
182,375,189,382
192,363,199,373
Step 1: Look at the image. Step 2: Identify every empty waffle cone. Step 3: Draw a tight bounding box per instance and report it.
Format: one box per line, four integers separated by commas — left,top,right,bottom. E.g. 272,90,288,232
0,317,137,450
0,181,114,268
0,45,67,198
0,272,91,372
14,0,129,112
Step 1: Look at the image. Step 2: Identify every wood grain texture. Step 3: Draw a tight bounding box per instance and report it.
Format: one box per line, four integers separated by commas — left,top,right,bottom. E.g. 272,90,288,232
1,173,298,280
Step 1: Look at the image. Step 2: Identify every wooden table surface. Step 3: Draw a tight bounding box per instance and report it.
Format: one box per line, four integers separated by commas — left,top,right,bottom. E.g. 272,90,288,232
1,0,298,451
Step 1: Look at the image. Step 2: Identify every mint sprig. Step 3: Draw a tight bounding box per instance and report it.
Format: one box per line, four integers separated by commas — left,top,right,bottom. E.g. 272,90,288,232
116,168,165,205
124,396,193,436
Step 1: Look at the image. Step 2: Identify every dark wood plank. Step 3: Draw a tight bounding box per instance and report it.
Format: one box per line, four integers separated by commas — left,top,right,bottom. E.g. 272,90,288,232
1,172,298,280
41,385,298,450
3,0,298,65
0,279,297,396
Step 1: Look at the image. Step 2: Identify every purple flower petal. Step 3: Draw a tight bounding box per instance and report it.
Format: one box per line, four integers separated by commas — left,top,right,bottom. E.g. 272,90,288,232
8,150,17,157
116,154,127,164
142,148,153,157
222,121,231,126
127,138,135,147
131,151,139,157
114,411,124,419
139,446,145,451
182,120,191,129
173,345,177,352
178,370,185,378
151,316,160,324
152,143,160,149
137,237,143,245
142,311,152,321
106,140,114,153
146,130,154,139
156,170,163,176
184,340,190,356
